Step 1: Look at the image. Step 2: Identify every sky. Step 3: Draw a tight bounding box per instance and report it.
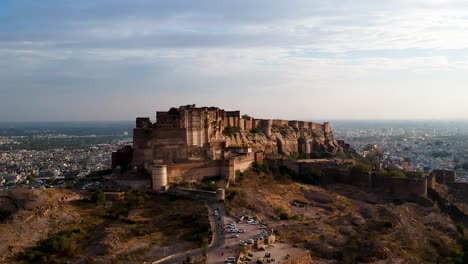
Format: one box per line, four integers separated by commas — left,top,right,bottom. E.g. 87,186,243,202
1,0,468,122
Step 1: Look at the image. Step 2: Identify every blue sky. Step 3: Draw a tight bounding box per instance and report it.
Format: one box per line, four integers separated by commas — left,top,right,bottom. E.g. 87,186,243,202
1,0,468,121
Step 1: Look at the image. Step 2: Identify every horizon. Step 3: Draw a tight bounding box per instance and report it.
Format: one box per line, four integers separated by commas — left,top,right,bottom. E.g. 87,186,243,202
1,118,468,124
2,1,468,121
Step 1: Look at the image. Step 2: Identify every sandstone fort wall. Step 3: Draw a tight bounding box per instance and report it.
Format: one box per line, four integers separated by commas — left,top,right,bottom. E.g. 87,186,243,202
168,187,218,202
166,161,225,183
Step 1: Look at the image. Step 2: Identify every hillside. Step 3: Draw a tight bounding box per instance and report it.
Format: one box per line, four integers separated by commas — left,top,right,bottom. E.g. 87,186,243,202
0,189,210,264
225,169,467,263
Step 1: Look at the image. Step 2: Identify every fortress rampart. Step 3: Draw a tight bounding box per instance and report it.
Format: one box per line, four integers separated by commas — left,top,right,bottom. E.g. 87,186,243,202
113,104,339,191
266,157,431,199
167,187,218,202
125,105,334,167
433,169,456,184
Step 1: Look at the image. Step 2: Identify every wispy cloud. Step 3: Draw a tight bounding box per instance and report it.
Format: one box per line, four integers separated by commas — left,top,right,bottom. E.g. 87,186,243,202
1,0,468,120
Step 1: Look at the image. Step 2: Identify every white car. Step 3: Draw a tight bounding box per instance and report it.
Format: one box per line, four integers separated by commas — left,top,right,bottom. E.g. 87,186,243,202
231,234,239,238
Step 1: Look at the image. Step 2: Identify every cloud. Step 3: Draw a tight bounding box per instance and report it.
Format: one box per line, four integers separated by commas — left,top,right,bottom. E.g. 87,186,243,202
1,0,468,121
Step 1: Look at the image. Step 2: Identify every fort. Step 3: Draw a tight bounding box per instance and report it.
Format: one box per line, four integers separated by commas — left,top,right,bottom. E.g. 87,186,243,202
111,104,464,201
112,104,341,190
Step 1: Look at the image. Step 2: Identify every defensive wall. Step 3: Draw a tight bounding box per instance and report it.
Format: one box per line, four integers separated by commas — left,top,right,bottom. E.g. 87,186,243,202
167,187,219,202
166,160,228,183
433,169,456,184
430,170,468,201
265,158,352,182
448,182,468,202
111,146,132,169
164,152,256,183
240,234,276,253
112,151,258,192
133,127,188,165
113,178,152,190
265,157,430,199
356,173,429,198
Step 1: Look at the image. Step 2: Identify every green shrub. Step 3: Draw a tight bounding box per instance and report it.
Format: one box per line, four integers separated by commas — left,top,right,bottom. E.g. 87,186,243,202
17,229,82,262
278,166,322,185
279,212,289,220
252,162,269,174
223,126,240,136
349,164,371,176
250,127,263,134
225,190,247,207
226,190,240,202
235,170,245,182
275,207,290,220
309,151,333,159
382,220,393,228
125,189,147,207
90,190,105,205
199,182,218,192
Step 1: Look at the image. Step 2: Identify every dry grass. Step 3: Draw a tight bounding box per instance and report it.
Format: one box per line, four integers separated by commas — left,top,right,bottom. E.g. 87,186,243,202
7,191,209,264
225,169,464,263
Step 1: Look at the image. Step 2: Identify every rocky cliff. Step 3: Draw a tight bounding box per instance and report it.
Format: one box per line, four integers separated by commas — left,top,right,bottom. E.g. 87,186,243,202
220,124,342,157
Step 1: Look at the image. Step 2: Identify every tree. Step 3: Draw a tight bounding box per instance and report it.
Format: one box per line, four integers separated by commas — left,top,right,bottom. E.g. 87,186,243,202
349,164,370,176
90,190,105,205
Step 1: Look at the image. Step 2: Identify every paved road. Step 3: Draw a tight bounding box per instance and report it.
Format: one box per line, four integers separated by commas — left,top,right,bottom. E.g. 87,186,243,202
206,203,229,263
153,248,202,264
207,208,265,264
154,202,223,264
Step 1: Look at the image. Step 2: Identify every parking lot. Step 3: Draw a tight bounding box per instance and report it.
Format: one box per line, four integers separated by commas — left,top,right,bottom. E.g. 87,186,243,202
208,210,270,264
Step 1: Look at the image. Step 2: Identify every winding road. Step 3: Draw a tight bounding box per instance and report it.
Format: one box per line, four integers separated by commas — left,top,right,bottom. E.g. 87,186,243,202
153,202,225,264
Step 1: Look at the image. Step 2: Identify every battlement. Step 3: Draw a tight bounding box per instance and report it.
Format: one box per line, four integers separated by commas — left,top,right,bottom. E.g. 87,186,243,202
432,169,456,184
136,117,152,128
126,104,338,167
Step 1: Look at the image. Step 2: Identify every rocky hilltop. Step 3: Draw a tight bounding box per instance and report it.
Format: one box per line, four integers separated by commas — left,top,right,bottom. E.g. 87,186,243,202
226,169,468,263
221,123,341,156
0,189,82,262
0,189,210,263
126,104,342,168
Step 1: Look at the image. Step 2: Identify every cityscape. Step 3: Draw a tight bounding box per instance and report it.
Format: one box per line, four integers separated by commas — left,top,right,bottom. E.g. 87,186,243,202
334,121,468,181
2,1,468,263
2,120,468,190
0,123,132,190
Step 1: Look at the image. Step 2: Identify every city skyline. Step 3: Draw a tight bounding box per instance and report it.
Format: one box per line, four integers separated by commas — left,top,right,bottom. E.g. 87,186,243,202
2,0,468,121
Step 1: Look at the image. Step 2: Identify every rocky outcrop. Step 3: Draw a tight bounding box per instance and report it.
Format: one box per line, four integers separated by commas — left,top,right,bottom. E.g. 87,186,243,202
221,124,342,156
281,251,313,264
0,189,82,262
